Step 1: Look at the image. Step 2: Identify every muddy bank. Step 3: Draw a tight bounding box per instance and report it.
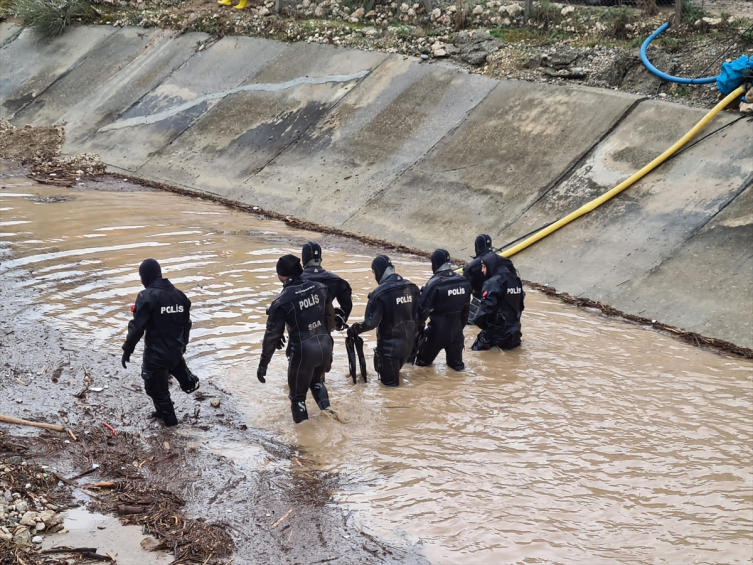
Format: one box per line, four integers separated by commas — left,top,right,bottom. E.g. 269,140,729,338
0,162,429,565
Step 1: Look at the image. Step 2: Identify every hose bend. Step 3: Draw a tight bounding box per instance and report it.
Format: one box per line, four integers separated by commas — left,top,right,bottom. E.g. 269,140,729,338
500,85,746,259
640,22,717,84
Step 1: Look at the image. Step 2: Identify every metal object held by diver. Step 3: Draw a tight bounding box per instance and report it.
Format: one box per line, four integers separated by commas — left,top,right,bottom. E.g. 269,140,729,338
345,331,367,383
407,324,426,365
467,297,481,326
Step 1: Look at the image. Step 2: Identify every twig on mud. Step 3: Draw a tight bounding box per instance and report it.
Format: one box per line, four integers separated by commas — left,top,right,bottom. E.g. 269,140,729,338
0,414,65,431
15,376,28,386
271,509,293,529
68,429,78,441
66,467,98,482
42,547,97,555
102,421,117,436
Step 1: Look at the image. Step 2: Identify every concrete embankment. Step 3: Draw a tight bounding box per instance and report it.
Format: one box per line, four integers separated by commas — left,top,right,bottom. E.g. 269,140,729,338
2,24,751,347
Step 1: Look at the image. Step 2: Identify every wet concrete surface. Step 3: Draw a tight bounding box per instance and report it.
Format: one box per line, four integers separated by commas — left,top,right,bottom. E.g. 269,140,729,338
1,160,752,563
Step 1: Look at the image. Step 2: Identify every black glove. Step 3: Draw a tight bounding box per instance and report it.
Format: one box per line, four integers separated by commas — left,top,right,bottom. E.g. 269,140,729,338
121,350,130,369
346,324,360,340
257,364,267,384
334,308,346,331
276,334,286,350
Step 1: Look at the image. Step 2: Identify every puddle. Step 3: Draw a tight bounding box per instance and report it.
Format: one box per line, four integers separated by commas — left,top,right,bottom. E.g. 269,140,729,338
2,179,752,564
40,506,173,565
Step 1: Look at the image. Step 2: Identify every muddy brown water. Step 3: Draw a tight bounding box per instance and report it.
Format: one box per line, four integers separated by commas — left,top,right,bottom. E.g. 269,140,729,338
1,177,752,564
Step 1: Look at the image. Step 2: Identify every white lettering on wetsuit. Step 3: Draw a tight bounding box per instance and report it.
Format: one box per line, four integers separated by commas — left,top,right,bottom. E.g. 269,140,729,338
299,294,320,310
160,305,185,314
308,320,322,331
507,287,523,295
448,288,466,296
396,295,413,305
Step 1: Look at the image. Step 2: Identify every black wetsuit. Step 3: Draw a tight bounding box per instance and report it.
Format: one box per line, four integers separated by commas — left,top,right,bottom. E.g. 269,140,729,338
350,275,419,387
301,265,353,324
123,277,192,426
416,268,472,371
472,256,525,350
260,277,334,423
301,265,353,373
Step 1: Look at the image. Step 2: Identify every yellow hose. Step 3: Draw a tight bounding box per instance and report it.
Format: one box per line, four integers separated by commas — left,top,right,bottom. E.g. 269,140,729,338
497,85,746,259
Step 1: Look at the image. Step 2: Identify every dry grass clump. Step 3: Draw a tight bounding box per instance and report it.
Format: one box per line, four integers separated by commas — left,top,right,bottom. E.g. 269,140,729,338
10,0,88,39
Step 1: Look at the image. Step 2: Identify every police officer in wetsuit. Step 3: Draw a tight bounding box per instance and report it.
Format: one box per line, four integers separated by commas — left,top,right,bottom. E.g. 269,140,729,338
471,252,525,351
463,234,495,299
347,255,419,387
300,241,352,331
122,259,198,427
257,255,335,423
415,249,473,371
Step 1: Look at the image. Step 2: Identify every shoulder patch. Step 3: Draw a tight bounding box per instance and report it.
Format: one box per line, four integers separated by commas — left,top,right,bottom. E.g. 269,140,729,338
130,304,136,313
482,291,488,298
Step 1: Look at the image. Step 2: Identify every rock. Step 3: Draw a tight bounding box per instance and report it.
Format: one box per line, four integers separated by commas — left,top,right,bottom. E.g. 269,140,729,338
740,101,753,113
141,535,166,551
431,7,441,19
258,6,270,15
7,456,22,465
0,530,11,541
210,399,220,408
472,4,483,14
20,511,38,527
400,2,409,12
15,501,27,513
32,535,43,544
433,48,448,57
314,5,324,16
37,510,62,527
591,54,639,88
407,7,416,17
420,53,429,60
746,87,753,103
453,31,503,65
35,522,45,532
561,5,574,15
351,7,364,19
13,527,31,546
499,3,522,16
541,50,578,69
701,16,723,27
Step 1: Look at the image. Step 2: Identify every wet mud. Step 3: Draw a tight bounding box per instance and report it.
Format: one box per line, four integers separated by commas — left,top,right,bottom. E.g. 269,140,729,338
1,158,752,564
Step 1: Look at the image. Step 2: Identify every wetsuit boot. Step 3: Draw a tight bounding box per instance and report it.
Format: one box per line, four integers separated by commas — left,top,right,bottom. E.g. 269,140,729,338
471,330,492,351
290,399,309,423
310,382,331,411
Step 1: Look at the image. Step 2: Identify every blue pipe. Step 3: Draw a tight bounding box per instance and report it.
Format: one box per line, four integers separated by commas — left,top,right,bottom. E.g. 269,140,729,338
640,22,718,84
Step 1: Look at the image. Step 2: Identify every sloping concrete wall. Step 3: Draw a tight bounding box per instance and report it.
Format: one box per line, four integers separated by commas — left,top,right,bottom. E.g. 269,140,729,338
2,23,751,347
